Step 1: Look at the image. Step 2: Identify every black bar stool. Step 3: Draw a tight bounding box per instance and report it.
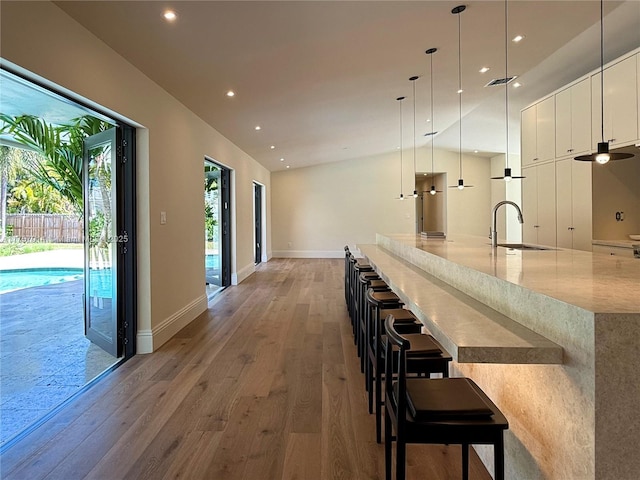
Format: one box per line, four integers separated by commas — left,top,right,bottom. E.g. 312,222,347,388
362,289,403,377
383,315,508,480
371,312,452,443
354,271,384,341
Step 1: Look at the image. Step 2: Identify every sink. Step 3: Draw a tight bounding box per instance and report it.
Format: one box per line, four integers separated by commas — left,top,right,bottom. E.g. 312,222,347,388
496,243,554,251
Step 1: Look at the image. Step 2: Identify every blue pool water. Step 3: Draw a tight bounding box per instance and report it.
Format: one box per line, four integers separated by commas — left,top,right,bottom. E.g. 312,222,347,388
205,254,220,270
0,268,84,294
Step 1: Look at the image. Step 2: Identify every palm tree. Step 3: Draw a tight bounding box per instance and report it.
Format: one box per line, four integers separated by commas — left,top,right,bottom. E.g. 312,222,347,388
0,145,23,241
0,114,110,215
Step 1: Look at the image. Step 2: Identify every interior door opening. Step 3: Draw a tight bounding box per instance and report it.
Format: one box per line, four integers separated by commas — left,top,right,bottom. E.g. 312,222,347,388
254,182,264,265
204,160,231,298
416,173,447,235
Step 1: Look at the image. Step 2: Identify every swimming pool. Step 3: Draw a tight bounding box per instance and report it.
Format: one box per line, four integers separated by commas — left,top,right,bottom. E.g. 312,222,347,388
0,268,84,294
205,254,220,270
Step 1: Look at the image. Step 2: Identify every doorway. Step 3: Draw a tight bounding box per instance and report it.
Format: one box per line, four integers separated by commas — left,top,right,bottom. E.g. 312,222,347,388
254,182,264,265
415,173,447,234
204,160,231,298
0,68,136,447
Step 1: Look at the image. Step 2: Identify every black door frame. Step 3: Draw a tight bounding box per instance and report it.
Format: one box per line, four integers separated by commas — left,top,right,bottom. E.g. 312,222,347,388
254,182,263,265
1,65,137,360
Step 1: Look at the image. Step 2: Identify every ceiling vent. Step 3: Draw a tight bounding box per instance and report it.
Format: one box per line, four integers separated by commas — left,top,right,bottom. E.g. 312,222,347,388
485,75,517,87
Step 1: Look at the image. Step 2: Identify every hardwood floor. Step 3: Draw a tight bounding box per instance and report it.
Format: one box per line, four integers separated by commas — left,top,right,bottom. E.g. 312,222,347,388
0,259,492,480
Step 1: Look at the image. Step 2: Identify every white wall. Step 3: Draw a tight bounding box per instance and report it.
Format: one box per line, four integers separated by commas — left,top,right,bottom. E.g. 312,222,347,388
0,1,271,352
592,158,640,240
271,146,492,256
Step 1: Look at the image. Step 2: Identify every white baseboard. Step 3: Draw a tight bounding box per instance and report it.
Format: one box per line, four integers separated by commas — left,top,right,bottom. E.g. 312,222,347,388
136,293,208,353
272,250,344,258
232,262,256,285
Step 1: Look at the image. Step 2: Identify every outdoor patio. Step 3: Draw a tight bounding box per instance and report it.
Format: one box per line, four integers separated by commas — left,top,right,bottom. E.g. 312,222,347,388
0,264,118,446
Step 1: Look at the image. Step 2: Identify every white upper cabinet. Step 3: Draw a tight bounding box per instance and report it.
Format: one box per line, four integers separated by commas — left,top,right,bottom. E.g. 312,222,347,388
521,96,555,167
555,78,591,158
591,54,639,148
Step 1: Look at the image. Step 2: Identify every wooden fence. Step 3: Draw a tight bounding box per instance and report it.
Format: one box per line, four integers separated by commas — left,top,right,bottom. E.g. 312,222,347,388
6,214,83,243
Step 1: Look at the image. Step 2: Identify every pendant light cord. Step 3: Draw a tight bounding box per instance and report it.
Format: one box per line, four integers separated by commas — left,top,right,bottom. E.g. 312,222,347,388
457,9,463,179
398,97,404,195
412,78,417,178
600,0,605,143
429,52,435,177
504,0,510,169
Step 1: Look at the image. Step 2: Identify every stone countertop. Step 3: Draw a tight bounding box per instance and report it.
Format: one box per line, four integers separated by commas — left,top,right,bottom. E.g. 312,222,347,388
592,239,638,248
357,243,564,364
378,233,640,314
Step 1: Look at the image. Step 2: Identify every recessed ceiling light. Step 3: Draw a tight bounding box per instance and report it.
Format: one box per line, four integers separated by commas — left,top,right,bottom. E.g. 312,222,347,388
513,82,522,88
226,90,235,97
286,165,290,169
457,89,463,94
474,150,479,153
479,67,490,73
270,145,275,149
512,35,525,43
280,158,284,162
163,10,177,21
255,126,261,131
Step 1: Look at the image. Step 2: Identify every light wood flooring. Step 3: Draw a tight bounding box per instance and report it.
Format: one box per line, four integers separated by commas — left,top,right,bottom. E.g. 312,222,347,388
0,258,492,480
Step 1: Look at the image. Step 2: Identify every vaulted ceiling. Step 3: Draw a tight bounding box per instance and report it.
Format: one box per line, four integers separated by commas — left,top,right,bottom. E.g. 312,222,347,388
52,1,640,172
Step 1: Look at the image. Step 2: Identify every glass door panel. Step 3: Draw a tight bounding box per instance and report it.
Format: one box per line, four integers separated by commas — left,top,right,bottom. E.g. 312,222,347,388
205,162,221,288
83,128,119,356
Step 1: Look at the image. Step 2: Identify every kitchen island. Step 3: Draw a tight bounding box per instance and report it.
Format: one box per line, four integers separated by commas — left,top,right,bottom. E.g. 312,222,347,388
358,234,640,480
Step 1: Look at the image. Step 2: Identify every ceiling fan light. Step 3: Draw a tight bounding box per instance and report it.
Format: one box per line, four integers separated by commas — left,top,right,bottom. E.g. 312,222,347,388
413,190,418,198
430,186,437,195
504,167,512,182
457,179,465,190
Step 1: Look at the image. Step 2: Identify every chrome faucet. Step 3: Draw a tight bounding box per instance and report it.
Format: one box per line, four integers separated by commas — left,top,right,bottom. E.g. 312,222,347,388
491,201,524,248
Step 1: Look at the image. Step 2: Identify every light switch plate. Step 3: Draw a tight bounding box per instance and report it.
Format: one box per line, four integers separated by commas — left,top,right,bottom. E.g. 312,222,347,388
160,211,167,224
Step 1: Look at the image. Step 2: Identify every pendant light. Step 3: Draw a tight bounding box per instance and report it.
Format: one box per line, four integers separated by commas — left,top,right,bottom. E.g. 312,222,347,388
491,0,525,181
397,96,406,200
410,76,420,198
574,0,633,163
449,5,474,189
425,48,442,195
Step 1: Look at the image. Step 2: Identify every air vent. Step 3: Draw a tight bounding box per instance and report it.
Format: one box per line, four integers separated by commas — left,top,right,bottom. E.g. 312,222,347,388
485,75,517,87
424,131,438,137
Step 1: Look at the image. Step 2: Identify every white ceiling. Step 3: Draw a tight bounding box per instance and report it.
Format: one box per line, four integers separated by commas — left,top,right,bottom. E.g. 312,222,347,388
52,0,640,172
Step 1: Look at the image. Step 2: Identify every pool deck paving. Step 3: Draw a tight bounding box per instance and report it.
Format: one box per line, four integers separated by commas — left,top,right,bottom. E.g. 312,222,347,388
0,249,117,446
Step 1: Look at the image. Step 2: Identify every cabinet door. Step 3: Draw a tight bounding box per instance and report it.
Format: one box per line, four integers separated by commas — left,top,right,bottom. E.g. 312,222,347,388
522,167,538,244
521,105,538,166
571,160,592,251
555,159,573,249
593,55,638,148
555,87,572,158
536,162,557,247
536,97,556,163
637,53,640,141
571,78,592,155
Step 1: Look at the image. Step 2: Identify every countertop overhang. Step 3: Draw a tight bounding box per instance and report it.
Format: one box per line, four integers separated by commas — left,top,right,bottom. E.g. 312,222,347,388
358,241,564,364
